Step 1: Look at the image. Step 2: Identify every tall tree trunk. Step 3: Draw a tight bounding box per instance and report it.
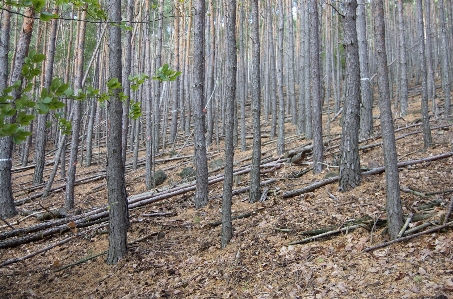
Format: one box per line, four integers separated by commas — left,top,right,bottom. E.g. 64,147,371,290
286,0,296,126
416,0,432,148
65,8,87,210
437,0,451,116
221,0,237,248
249,0,261,204
121,0,134,165
0,7,35,219
170,0,181,145
267,1,277,138
374,0,403,240
33,8,59,185
303,0,312,138
106,0,129,265
0,6,10,92
276,0,285,155
396,0,409,116
424,0,435,106
339,0,361,191
357,0,373,138
309,0,323,174
193,0,209,209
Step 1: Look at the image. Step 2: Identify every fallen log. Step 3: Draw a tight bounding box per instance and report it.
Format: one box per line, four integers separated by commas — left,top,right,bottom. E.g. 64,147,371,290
363,221,453,252
283,152,453,198
0,164,280,248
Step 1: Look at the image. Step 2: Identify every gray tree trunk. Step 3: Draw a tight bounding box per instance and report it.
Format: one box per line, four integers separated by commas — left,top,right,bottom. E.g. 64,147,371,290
106,0,129,265
309,0,323,174
303,0,312,138
286,0,296,126
416,0,432,148
65,8,87,210
170,0,181,145
221,0,237,248
0,7,35,219
424,0,435,104
249,0,261,204
276,0,285,155
0,6,10,91
374,0,403,240
121,0,134,165
357,0,373,139
339,0,361,191
396,0,409,116
267,2,277,139
193,0,209,209
33,8,59,185
437,0,451,116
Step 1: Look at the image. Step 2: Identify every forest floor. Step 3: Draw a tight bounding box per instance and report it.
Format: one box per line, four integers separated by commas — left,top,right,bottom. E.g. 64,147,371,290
1,94,453,299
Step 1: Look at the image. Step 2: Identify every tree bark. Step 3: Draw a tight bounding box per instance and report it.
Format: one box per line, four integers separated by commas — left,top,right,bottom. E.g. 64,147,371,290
396,0,409,116
339,0,361,191
0,7,35,219
276,0,285,155
221,0,237,248
374,0,403,240
193,0,209,209
106,0,129,264
66,8,87,210
357,0,373,138
437,0,451,116
309,0,323,174
249,0,261,204
416,0,432,148
33,8,59,185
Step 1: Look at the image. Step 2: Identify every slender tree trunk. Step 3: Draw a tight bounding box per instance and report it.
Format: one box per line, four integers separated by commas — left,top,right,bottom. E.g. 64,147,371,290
424,0,435,105
106,0,129,264
303,0,312,138
374,0,403,240
309,0,323,174
396,0,409,116
267,1,277,138
249,0,261,204
0,7,35,219
170,0,181,145
121,0,134,165
438,0,451,116
193,0,209,208
221,0,237,248
357,0,373,138
0,6,10,92
33,8,59,185
276,0,285,155
286,0,296,126
416,0,432,148
339,0,361,191
65,8,87,210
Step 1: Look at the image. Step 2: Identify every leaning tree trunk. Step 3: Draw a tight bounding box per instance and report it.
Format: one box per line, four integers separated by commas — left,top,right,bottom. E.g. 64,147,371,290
339,0,361,192
374,0,403,240
193,0,209,209
309,0,323,174
66,8,87,210
106,0,129,265
0,7,35,219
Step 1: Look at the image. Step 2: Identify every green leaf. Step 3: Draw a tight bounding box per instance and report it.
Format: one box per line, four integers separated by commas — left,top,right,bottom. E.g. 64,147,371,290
55,83,69,96
107,78,121,90
13,130,32,144
23,82,33,93
16,112,35,125
32,53,46,64
37,102,49,114
40,11,58,22
2,123,19,135
51,78,62,91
